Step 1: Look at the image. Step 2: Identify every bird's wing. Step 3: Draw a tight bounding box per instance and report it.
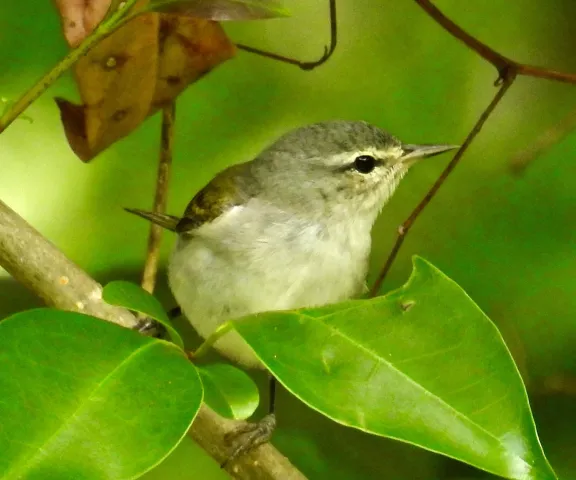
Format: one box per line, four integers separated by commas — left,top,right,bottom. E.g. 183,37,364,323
176,162,254,234
125,163,256,234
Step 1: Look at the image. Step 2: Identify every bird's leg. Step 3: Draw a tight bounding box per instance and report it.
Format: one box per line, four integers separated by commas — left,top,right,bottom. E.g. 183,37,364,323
221,376,278,468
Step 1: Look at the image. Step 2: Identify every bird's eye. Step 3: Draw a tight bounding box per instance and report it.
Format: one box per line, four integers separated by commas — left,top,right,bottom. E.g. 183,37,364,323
353,155,376,174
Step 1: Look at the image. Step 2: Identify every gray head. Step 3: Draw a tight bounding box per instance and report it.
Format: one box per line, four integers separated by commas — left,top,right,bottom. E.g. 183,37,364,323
249,120,457,219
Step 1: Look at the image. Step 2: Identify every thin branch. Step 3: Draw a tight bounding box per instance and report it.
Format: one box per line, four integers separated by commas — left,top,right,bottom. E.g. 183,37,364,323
414,0,510,72
371,0,576,291
141,103,175,293
517,64,576,85
414,0,576,84
371,77,515,296
236,0,337,71
0,198,306,480
510,106,576,175
0,0,140,135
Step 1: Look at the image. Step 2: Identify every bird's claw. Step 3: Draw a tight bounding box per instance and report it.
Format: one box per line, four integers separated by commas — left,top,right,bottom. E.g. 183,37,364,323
221,413,277,468
133,317,167,339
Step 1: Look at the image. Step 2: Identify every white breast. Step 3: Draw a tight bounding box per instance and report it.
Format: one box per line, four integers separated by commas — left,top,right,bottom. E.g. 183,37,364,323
168,200,373,368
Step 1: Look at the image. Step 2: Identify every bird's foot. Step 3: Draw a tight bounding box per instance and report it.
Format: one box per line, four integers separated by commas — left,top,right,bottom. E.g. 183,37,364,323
221,413,277,468
133,317,167,339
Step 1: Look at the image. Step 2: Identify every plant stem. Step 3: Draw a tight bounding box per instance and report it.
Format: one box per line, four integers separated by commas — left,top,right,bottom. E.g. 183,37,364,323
0,0,139,134
193,321,235,359
141,102,176,293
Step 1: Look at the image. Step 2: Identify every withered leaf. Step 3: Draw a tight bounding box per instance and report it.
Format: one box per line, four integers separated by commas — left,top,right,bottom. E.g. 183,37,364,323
153,15,237,110
54,99,91,160
57,3,236,162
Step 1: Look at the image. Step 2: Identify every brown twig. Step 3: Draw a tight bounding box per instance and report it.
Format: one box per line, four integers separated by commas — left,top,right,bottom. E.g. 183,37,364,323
515,64,576,85
371,0,576,292
236,0,337,71
371,76,515,296
510,106,576,175
414,0,509,72
414,0,576,85
141,103,176,293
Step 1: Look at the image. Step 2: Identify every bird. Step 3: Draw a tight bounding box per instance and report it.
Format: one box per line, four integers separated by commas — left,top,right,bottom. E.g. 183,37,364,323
127,120,457,369
127,120,457,463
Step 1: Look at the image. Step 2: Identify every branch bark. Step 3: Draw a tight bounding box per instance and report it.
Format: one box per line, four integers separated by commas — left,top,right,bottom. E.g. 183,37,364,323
192,408,307,480
0,199,138,328
0,198,306,480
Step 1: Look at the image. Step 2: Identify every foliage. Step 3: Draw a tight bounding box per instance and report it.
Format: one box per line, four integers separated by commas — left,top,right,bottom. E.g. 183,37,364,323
234,257,556,480
198,363,260,419
2,0,576,479
0,309,202,479
0,259,556,479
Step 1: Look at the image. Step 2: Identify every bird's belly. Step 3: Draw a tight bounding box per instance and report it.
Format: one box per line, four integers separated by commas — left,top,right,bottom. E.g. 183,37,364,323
169,229,369,368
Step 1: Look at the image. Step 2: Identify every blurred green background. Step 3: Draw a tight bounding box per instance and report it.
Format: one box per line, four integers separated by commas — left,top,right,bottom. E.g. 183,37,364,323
2,0,576,478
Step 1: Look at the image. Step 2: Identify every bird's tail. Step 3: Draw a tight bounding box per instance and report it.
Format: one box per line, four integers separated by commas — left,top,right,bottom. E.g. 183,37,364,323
124,208,180,232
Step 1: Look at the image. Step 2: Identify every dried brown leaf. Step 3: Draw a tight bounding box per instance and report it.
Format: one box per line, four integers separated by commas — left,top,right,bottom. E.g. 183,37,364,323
153,15,237,110
57,2,235,161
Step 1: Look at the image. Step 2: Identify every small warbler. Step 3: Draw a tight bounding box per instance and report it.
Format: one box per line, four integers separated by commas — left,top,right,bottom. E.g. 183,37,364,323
128,121,457,367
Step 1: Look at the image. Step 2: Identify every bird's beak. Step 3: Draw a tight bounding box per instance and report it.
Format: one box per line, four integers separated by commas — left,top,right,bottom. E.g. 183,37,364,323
400,144,459,164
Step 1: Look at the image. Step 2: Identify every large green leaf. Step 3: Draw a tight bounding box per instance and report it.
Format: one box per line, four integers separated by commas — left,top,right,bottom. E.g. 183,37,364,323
0,309,202,480
233,256,556,480
198,363,259,420
148,0,289,20
103,280,184,349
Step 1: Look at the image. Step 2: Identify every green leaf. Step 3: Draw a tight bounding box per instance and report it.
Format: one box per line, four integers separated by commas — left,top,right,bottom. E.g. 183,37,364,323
0,309,202,480
198,363,259,420
148,0,289,20
103,280,184,349
233,256,557,480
